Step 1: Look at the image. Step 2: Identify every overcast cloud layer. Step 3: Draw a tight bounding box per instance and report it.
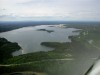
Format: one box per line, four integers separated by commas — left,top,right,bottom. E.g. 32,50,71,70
0,0,100,21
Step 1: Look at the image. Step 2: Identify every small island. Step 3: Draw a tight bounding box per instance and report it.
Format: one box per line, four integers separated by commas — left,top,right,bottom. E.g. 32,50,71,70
37,29,54,33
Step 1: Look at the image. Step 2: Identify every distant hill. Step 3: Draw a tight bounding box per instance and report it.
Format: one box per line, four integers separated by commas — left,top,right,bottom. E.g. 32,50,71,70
0,21,99,33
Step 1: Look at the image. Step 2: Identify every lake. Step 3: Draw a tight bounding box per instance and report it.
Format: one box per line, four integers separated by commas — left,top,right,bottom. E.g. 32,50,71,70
0,24,80,55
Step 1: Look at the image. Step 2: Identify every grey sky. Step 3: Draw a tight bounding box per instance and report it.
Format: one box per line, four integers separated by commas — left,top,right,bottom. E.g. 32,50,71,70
0,0,100,21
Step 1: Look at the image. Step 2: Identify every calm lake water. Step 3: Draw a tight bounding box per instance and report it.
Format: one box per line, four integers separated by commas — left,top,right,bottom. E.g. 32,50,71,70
0,25,80,55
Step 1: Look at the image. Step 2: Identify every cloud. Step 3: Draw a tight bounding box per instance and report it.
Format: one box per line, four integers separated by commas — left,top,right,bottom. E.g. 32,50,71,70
0,0,100,21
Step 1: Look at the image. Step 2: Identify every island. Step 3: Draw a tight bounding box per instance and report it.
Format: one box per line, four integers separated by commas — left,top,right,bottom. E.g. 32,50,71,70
37,29,54,33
